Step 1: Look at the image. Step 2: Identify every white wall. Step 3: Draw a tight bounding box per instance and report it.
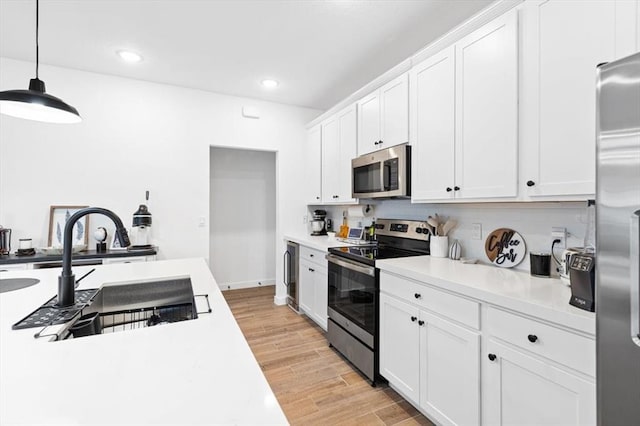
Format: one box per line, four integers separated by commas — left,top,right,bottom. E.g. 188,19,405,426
210,147,275,290
314,199,589,275
0,58,319,303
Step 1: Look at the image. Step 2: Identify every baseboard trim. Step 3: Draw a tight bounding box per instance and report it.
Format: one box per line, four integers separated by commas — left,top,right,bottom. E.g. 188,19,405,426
219,279,275,291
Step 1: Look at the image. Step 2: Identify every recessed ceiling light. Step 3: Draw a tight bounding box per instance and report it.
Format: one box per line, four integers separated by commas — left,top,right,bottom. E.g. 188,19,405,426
261,79,279,89
117,50,143,63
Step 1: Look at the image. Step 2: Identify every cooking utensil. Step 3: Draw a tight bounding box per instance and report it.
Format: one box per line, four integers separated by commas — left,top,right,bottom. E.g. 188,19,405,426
441,219,457,236
426,217,439,235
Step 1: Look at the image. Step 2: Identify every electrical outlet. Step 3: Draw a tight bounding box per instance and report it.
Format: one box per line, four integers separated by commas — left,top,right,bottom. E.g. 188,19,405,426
302,215,308,224
552,227,566,249
198,216,206,227
472,223,482,240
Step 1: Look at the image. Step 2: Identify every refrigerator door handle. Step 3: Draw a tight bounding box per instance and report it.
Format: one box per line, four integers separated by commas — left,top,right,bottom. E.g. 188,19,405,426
631,210,640,347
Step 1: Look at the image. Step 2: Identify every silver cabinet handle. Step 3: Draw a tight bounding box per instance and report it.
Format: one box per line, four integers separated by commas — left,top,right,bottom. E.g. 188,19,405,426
631,210,640,347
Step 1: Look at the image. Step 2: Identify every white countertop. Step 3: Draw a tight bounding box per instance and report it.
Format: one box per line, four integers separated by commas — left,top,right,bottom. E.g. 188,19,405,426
284,234,356,251
377,256,595,335
0,258,288,426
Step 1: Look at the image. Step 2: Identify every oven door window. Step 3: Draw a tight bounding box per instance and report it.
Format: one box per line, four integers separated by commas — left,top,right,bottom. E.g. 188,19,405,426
353,162,382,194
328,260,376,335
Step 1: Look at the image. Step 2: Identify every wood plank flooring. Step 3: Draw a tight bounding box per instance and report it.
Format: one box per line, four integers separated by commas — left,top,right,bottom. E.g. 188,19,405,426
223,286,434,426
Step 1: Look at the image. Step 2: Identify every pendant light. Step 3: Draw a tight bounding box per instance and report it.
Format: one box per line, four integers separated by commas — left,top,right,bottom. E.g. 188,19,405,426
0,0,81,124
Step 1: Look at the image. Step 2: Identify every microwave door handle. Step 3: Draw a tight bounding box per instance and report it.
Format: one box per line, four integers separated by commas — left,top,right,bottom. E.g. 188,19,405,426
383,163,391,191
631,210,640,347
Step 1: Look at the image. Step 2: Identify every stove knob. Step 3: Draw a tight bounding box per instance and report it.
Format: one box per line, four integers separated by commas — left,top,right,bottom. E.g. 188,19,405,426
416,228,423,234
422,228,429,234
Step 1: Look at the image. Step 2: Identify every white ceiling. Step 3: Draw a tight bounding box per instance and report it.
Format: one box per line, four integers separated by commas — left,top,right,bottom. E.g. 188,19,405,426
0,0,492,110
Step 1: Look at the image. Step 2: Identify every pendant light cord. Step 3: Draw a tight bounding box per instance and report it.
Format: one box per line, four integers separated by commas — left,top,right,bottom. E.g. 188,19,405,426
36,0,39,79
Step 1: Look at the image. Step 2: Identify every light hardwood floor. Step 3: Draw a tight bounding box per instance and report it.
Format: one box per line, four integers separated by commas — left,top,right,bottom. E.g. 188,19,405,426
223,286,434,426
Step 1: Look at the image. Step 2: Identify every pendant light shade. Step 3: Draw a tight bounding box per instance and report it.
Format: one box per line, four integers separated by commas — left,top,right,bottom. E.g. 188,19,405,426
0,79,81,124
0,0,81,124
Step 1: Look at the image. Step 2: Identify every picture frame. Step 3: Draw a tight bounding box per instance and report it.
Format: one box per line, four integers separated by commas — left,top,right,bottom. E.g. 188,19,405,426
48,205,89,247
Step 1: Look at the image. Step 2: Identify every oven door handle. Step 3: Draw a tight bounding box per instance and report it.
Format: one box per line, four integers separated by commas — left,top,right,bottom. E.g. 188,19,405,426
326,254,376,277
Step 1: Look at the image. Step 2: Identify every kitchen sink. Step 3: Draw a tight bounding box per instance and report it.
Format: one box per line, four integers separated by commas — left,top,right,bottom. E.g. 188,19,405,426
12,276,211,340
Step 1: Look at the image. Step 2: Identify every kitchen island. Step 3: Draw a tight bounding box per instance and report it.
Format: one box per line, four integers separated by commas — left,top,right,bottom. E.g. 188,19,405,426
0,258,288,425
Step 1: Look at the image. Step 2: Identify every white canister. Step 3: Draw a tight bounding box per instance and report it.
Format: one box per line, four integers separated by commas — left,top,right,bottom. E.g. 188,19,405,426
431,236,449,258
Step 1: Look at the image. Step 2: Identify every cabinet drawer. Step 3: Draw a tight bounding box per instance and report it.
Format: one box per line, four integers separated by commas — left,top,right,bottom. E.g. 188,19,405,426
380,272,480,329
102,256,147,265
0,263,29,272
487,307,595,376
299,246,326,266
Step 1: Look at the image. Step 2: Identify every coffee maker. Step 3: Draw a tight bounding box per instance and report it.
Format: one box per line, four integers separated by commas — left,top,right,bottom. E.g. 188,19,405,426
568,252,596,312
129,191,153,250
0,225,11,255
310,210,327,236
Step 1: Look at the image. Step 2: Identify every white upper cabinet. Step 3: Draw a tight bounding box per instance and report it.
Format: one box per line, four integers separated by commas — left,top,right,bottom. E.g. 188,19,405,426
306,125,322,204
380,74,410,150
321,105,358,204
357,73,409,156
411,10,518,202
358,92,381,156
455,9,518,199
410,45,456,201
521,0,635,198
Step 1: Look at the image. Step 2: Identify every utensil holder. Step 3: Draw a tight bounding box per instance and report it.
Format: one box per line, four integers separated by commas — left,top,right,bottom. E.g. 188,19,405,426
431,236,449,258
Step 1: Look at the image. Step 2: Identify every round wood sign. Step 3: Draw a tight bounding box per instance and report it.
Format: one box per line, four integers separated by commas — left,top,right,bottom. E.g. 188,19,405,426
484,228,526,268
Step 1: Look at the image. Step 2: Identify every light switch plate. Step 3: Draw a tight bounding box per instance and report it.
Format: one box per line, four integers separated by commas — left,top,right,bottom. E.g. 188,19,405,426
472,223,482,240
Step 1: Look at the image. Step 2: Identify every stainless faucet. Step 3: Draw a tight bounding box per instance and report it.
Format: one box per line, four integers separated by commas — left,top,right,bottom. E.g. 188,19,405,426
57,207,130,307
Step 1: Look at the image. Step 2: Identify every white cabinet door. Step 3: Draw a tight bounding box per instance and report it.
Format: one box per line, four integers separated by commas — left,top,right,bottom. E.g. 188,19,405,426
379,293,420,403
357,91,381,155
306,125,322,204
321,116,340,203
523,0,617,197
410,45,456,201
419,311,480,426
336,105,358,203
311,264,328,330
299,259,314,315
484,339,596,426
455,9,518,199
380,73,409,150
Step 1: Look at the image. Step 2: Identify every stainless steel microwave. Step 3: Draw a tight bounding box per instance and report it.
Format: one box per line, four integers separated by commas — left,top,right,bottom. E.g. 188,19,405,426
352,143,410,199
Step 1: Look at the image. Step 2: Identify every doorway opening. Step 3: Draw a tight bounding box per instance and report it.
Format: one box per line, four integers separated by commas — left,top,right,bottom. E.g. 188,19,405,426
209,147,276,290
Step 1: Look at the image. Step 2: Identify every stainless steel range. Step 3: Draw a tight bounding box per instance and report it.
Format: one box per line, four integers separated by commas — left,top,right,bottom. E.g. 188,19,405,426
326,218,430,384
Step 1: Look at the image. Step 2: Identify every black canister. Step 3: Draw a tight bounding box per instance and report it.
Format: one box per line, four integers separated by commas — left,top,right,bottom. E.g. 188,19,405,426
530,252,551,277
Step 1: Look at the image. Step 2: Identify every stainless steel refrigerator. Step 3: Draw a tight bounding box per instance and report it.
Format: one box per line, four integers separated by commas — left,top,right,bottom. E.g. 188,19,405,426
596,51,640,425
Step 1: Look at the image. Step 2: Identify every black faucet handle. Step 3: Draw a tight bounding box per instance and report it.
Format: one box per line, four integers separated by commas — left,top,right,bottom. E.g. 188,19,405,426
116,227,131,247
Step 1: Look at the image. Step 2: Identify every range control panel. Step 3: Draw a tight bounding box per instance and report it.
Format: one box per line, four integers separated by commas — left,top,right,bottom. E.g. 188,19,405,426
375,219,430,241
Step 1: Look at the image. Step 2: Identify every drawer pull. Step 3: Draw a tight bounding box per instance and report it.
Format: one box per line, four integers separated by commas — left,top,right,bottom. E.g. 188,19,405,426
418,320,425,326
527,334,538,343
411,316,417,322
488,353,497,361
414,293,422,299
309,268,315,272
309,254,314,257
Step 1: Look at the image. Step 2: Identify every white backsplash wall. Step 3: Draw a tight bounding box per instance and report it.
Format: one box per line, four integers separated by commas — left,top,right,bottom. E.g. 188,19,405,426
312,200,589,274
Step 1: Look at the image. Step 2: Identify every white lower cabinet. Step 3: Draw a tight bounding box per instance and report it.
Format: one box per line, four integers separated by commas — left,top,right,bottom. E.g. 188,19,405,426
299,249,328,331
379,290,480,426
419,310,480,426
484,339,596,426
379,293,420,401
380,272,595,426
